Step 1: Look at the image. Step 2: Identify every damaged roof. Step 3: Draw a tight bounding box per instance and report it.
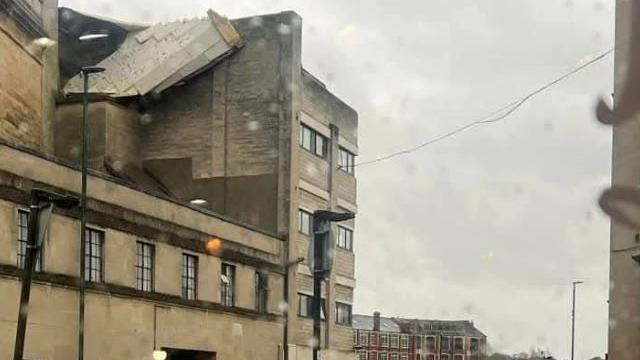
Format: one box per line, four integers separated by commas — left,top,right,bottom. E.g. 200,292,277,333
64,9,243,97
393,318,486,338
352,314,401,332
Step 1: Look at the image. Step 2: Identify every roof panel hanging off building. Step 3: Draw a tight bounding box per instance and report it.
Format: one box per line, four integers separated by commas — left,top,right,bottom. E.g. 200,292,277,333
63,9,243,97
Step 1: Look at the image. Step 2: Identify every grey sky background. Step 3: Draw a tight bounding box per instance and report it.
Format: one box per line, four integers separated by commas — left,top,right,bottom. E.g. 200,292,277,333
60,0,615,358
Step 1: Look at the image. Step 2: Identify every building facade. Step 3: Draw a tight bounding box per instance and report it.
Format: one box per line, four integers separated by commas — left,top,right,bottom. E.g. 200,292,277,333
1,1,358,360
353,313,487,360
608,1,640,358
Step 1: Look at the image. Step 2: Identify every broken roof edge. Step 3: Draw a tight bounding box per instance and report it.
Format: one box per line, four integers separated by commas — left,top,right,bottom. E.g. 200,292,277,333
208,9,243,48
59,7,150,32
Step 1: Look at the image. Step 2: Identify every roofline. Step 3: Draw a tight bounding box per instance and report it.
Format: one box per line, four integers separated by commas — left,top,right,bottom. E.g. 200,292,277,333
0,138,284,240
59,7,150,32
302,67,358,116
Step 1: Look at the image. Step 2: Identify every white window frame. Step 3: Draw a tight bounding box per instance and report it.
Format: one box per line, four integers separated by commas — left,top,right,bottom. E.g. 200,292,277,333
400,334,409,349
453,337,464,352
298,209,312,235
339,147,356,174
380,333,389,347
440,355,450,360
441,336,450,351
300,123,327,158
337,225,354,251
390,334,399,348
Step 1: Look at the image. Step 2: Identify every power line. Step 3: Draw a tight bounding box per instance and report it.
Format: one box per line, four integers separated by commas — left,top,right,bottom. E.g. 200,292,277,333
354,48,614,168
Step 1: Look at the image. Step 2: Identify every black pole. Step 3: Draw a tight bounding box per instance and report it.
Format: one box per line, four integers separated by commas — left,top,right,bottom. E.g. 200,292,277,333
13,193,40,360
571,283,577,360
283,265,289,360
312,231,323,360
78,70,89,360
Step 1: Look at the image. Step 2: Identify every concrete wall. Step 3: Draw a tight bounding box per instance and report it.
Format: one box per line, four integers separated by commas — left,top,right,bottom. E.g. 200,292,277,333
609,1,640,358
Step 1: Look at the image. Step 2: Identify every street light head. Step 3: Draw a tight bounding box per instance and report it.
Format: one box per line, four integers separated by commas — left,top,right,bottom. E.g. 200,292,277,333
152,350,167,360
81,66,106,75
78,33,110,42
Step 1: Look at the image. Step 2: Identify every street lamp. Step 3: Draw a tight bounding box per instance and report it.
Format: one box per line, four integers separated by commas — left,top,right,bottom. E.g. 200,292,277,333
77,31,109,360
13,189,79,360
571,281,584,360
152,350,168,360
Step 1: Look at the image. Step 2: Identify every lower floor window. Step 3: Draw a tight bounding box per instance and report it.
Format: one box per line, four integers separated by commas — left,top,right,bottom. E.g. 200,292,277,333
298,293,325,319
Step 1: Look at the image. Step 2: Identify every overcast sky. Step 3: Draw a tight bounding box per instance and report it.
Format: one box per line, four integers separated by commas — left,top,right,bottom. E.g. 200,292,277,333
60,0,614,358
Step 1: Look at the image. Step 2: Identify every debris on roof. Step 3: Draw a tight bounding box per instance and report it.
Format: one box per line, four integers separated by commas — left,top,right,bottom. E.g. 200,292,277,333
63,9,243,97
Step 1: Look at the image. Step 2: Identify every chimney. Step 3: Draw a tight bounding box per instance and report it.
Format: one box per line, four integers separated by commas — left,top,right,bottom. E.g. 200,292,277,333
373,311,381,332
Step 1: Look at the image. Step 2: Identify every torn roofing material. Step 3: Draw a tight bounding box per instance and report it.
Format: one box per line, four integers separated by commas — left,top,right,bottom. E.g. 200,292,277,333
64,9,243,97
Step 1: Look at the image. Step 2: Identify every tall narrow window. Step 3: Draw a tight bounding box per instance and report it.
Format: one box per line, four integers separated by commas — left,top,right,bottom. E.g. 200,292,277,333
221,263,235,306
298,209,312,235
339,147,356,174
454,337,464,352
136,241,154,292
337,226,353,250
255,270,269,313
470,338,479,352
441,337,450,351
400,335,409,349
84,228,104,282
17,210,42,271
380,333,389,347
182,254,198,300
336,302,352,325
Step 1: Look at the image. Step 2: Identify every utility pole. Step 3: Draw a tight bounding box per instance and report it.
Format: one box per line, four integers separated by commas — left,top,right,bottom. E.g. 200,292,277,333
311,210,354,360
13,189,79,360
571,280,584,360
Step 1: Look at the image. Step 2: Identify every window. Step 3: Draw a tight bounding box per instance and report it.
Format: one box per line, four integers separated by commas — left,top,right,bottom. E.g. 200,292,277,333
136,241,154,292
415,335,422,349
370,332,378,346
380,333,389,347
453,356,464,360
441,336,450,351
368,352,377,360
300,123,327,157
336,302,352,325
390,334,399,348
182,254,198,300
470,338,479,352
17,210,42,272
84,228,104,282
400,335,409,349
339,147,356,174
255,270,269,313
337,226,353,250
357,351,367,360
425,336,436,352
390,354,399,360
441,355,450,360
298,293,325,319
400,355,408,360
379,353,388,360
298,209,312,235
425,355,435,360
359,330,369,346
221,263,235,306
454,337,464,352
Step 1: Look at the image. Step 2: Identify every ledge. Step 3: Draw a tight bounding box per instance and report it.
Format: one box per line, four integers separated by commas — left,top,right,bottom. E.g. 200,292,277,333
0,264,282,322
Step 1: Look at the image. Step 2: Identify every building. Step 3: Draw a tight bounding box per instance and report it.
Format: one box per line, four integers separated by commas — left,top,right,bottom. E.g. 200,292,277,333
353,312,487,360
607,0,640,359
0,1,358,359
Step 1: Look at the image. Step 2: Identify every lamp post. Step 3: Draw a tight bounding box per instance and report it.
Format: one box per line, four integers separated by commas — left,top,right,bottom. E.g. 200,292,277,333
78,64,105,360
311,210,355,360
571,281,584,360
12,189,79,360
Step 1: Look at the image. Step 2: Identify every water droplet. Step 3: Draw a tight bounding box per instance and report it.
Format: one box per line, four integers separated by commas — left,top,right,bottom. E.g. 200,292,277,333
277,24,291,35
140,113,153,125
247,120,260,131
249,16,263,28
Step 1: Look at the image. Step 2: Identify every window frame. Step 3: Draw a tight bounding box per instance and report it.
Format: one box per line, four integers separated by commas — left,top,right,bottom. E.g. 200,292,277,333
338,147,356,175
255,270,269,313
298,209,312,235
300,123,327,158
425,336,436,352
441,336,451,351
221,263,236,307
337,225,354,251
379,352,388,360
336,301,352,325
17,209,43,272
453,355,464,360
440,355,450,360
368,351,378,360
181,253,198,300
136,240,154,292
380,333,389,347
390,334,400,348
359,330,369,346
400,334,409,349
84,227,104,283
297,293,325,319
470,338,479,352
453,337,464,352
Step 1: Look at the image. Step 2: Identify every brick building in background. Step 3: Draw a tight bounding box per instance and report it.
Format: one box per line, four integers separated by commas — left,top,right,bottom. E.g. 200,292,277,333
353,312,487,360
0,1,357,359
